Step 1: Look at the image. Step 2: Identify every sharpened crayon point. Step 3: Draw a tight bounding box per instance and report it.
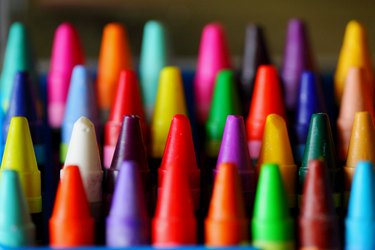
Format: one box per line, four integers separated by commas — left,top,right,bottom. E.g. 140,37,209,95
194,23,231,123
205,163,248,246
50,165,94,247
151,66,187,158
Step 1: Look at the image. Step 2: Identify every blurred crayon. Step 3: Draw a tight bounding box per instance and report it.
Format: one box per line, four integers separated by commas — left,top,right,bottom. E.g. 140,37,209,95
252,163,294,249
205,163,248,246
60,65,99,162
50,165,94,247
257,114,297,209
194,23,231,123
299,160,340,249
246,65,286,162
97,23,133,120
345,161,375,249
106,161,150,246
48,23,84,128
104,70,146,169
139,20,169,121
0,170,35,247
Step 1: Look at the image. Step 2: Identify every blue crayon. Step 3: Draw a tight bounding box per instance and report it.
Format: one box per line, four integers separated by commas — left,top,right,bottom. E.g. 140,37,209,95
346,161,375,249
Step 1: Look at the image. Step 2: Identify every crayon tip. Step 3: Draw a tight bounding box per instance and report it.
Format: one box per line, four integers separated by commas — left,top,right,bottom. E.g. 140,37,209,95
0,170,35,247
97,23,133,114
50,165,94,247
1,117,41,213
194,23,231,123
299,160,340,249
106,161,149,246
205,70,241,157
205,163,248,246
151,66,187,158
48,22,84,128
139,20,170,121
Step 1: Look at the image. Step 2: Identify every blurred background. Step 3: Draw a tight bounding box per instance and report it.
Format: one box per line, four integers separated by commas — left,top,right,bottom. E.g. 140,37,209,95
1,0,375,72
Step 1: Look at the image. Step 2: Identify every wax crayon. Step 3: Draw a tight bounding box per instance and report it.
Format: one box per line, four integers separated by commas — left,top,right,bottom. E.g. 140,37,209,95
299,160,340,249
337,67,374,162
50,165,94,247
335,20,374,104
159,114,200,211
0,22,37,113
104,70,147,169
345,161,375,249
344,112,375,204
0,170,35,247
139,20,169,122
294,71,325,163
104,115,151,213
257,114,297,209
60,65,99,162
48,22,84,128
205,163,248,246
299,113,341,208
281,18,314,112
152,163,197,246
240,24,270,111
150,66,187,160
97,23,133,120
106,161,150,246
216,115,255,214
246,65,286,162
194,23,231,123
205,70,241,158
252,163,294,250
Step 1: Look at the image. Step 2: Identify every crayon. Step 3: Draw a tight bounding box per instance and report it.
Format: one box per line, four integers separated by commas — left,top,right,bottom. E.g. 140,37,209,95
252,163,294,250
345,161,375,249
159,114,200,211
60,65,99,163
344,112,375,204
106,161,150,246
205,163,248,246
49,165,94,247
335,20,374,105
152,163,197,246
104,70,146,169
337,67,374,162
194,23,231,123
240,24,270,111
48,22,84,128
257,114,297,209
97,23,132,120
299,113,341,209
299,160,341,249
246,65,286,162
281,18,314,112
139,20,169,122
0,170,35,247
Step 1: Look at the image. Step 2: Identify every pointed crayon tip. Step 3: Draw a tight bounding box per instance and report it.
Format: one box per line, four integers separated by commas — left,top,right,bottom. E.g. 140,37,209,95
0,170,35,246
299,160,340,249
106,161,149,246
194,23,231,123
346,161,375,249
205,70,241,157
139,20,170,121
246,65,286,160
205,163,248,246
152,163,196,246
48,22,85,128
151,66,187,158
50,165,94,247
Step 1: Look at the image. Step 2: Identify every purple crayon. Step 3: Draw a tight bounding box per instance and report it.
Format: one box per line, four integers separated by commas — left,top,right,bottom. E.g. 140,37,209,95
106,161,150,246
281,19,314,112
